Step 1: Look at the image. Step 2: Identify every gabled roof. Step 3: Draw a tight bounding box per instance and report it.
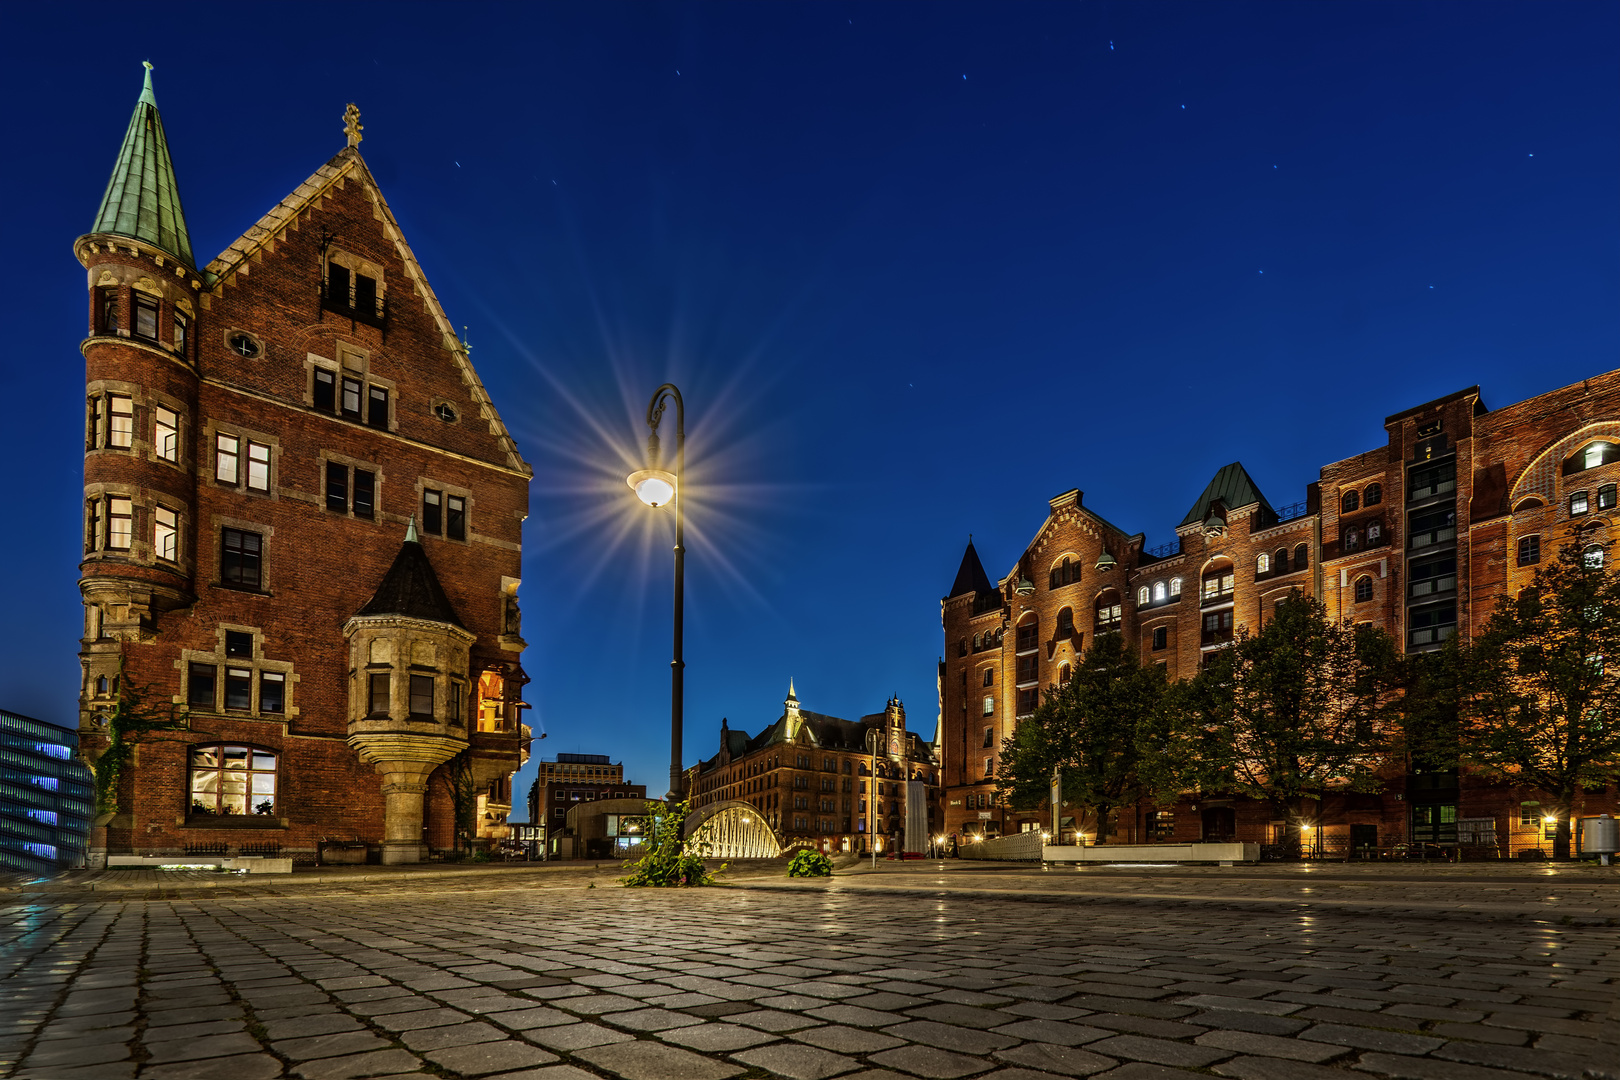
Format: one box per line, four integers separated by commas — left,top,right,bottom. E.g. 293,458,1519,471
203,143,530,476
947,540,995,598
1179,462,1274,527
91,64,194,268
353,534,465,628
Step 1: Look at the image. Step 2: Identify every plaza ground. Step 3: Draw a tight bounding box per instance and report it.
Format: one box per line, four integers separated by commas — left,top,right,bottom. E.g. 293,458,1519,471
1,861,1616,1080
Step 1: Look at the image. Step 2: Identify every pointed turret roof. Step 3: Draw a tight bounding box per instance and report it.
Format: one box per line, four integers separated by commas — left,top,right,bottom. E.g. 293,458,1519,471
947,539,995,599
353,527,465,627
91,63,194,268
1179,462,1274,527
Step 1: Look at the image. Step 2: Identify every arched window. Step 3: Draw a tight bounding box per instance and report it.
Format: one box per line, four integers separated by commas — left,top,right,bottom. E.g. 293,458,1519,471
1364,483,1382,507
190,744,277,817
1153,581,1166,602
1354,576,1373,602
1256,553,1271,575
972,633,981,650
1584,545,1605,569
1095,592,1122,631
1169,577,1183,597
1137,586,1150,606
1342,490,1360,514
1571,491,1590,515
1344,527,1361,552
1201,564,1235,602
1366,519,1383,545
1565,441,1620,475
1056,607,1075,638
1275,548,1289,575
1294,544,1309,570
1058,664,1071,686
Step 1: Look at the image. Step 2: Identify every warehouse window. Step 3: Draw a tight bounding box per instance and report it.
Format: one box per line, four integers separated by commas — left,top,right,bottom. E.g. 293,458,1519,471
189,745,277,817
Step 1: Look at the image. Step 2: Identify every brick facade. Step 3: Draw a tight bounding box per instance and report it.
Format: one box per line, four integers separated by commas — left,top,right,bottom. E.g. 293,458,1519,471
76,73,531,864
942,371,1620,855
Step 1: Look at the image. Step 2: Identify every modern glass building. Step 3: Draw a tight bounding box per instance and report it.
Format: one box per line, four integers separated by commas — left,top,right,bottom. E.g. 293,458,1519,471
1,710,94,873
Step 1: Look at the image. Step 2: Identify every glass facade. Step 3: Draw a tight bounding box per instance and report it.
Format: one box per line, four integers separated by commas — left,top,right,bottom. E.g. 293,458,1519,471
0,710,94,873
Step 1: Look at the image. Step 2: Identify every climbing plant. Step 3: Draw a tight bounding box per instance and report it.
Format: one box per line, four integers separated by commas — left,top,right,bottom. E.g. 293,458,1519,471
90,657,188,815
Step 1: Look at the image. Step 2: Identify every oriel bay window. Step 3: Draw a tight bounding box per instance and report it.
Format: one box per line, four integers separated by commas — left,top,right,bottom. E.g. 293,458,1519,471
189,745,277,817
409,675,435,718
369,673,391,715
132,292,159,340
97,287,118,333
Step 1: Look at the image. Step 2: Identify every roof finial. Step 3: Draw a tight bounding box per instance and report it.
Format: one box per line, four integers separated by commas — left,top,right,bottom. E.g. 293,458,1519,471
787,677,797,700
405,515,418,543
344,103,363,148
461,325,472,353
139,61,156,107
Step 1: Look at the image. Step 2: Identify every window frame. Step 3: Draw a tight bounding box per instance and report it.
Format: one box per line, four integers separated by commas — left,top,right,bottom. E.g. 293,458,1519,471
132,292,159,341
1517,535,1541,567
108,395,134,449
154,406,179,463
188,744,278,818
220,528,264,591
106,497,133,550
153,505,178,562
1570,490,1590,516
1354,575,1374,603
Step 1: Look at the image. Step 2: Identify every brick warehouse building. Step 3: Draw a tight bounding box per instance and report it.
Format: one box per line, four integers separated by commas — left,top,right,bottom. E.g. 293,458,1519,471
76,67,531,865
687,685,942,855
942,370,1620,855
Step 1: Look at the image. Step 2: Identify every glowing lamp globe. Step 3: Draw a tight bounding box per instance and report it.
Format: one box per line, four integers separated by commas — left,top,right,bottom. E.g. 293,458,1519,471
628,468,677,507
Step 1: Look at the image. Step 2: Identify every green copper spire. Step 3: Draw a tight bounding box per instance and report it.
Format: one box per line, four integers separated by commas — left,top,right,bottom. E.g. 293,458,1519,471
91,62,194,268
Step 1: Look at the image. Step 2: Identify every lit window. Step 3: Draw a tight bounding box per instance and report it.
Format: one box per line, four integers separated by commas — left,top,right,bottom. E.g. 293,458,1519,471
1517,535,1541,566
1138,586,1150,606
109,395,133,448
107,497,133,549
246,443,270,492
1256,553,1270,575
155,407,178,462
1571,491,1589,515
216,434,239,484
1584,545,1605,570
154,506,177,561
1153,581,1166,602
1169,577,1182,596
982,696,994,716
189,745,277,817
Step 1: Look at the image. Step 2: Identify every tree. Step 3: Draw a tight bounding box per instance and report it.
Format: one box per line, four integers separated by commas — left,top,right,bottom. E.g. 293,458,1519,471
1168,592,1400,853
1458,538,1620,859
997,632,1167,840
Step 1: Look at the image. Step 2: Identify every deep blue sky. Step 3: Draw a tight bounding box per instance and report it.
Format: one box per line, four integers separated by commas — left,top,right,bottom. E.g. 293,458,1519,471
2,3,1616,816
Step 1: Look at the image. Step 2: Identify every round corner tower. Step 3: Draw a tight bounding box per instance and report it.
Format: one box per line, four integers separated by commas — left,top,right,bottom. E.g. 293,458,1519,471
76,62,203,740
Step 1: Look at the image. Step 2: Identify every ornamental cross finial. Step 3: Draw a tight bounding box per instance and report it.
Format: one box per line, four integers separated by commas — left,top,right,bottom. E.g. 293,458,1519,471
344,103,363,148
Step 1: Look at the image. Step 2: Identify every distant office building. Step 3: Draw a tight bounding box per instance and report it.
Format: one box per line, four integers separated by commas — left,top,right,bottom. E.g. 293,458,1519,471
527,754,646,857
1,711,95,873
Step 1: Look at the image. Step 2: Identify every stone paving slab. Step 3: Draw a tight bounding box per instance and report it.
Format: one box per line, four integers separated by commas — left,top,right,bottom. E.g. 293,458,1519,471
0,868,1615,1080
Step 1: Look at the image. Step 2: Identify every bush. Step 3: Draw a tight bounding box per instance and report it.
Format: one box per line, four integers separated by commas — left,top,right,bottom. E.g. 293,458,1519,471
622,800,722,887
787,849,834,877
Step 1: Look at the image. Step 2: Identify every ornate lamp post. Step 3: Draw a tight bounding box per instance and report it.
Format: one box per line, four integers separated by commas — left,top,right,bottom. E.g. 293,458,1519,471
627,384,686,802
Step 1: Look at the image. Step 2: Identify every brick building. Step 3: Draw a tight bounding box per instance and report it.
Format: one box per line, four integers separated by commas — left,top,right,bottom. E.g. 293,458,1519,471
526,753,647,858
686,684,942,855
942,371,1620,855
76,66,531,865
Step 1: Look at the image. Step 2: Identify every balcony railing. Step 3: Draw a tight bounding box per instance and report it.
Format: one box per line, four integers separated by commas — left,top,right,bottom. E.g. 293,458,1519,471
1409,526,1457,551
1275,500,1310,522
1409,574,1457,600
1200,589,1235,608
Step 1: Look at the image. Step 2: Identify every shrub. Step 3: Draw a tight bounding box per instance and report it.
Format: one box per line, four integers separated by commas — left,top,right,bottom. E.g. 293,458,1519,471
622,799,722,887
787,849,834,877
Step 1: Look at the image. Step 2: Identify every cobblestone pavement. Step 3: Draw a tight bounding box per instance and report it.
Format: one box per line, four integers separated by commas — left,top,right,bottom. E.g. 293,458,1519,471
2,866,1617,1080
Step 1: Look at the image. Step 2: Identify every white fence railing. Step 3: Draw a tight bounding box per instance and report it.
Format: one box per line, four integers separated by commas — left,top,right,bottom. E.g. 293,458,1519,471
958,830,1043,861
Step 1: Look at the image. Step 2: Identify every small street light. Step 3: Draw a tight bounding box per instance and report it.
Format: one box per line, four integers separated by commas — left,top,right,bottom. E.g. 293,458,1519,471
628,383,686,801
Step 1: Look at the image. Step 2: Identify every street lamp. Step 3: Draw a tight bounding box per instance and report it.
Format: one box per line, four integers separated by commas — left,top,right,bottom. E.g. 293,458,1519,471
628,383,686,802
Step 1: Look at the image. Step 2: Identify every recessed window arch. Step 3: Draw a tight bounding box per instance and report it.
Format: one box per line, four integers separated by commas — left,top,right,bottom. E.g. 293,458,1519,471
1049,555,1079,590
1137,586,1150,606
1293,544,1309,570
1341,490,1359,514
1256,552,1271,575
1354,576,1374,603
1169,577,1183,597
1058,663,1071,686
1095,589,1122,631
1564,441,1620,476
1153,581,1166,602
189,744,277,817
1056,607,1075,638
1200,560,1235,602
1275,548,1289,574
1364,483,1382,507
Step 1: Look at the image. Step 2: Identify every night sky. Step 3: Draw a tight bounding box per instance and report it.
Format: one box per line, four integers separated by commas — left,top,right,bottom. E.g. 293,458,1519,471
2,3,1616,815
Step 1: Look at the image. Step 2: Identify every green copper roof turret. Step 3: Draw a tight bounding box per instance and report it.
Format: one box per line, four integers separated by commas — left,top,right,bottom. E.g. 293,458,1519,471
91,63,195,269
